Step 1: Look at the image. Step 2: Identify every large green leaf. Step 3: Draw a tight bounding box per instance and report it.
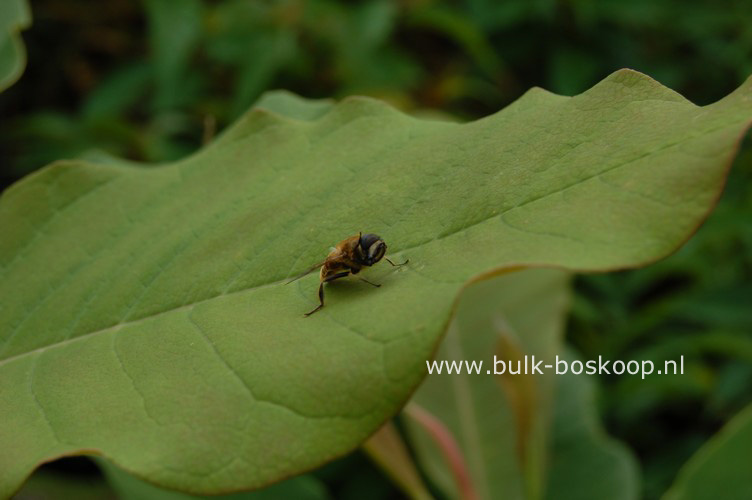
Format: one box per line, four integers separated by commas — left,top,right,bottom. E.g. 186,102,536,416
0,0,30,92
663,403,752,500
1,70,751,497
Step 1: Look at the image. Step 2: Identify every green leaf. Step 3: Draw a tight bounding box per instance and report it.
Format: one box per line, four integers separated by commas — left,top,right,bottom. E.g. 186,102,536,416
230,31,297,117
143,0,203,110
404,269,572,500
662,404,752,500
0,0,31,92
98,458,330,500
1,70,751,496
362,422,434,500
545,350,640,500
82,63,153,121
404,270,637,500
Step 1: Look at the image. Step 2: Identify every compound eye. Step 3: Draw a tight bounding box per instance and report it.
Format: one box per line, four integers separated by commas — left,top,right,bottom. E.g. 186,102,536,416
359,233,381,251
367,241,386,264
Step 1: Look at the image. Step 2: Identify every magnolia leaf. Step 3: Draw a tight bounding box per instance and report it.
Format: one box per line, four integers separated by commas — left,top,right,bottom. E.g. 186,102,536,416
1,70,751,496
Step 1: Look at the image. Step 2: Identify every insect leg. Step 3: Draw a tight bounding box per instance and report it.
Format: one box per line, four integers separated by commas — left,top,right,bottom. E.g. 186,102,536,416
304,271,350,317
386,257,409,267
359,277,381,288
325,271,351,283
304,283,325,317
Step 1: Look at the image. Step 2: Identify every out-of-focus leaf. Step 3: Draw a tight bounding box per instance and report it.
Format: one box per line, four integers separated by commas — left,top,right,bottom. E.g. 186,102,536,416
231,31,296,116
544,350,640,500
143,0,203,110
663,404,752,500
1,70,751,497
0,0,30,92
404,270,556,500
403,270,552,500
404,270,638,500
604,330,752,427
465,0,531,30
548,47,601,96
404,403,476,500
301,0,417,96
407,5,504,77
82,63,152,121
362,421,434,500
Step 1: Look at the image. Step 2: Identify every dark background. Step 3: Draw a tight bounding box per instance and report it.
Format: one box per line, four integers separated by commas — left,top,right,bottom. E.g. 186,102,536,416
3,1,751,499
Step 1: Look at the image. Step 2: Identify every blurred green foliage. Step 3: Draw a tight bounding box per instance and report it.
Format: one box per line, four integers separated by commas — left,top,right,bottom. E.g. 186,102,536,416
3,0,751,178
1,1,750,499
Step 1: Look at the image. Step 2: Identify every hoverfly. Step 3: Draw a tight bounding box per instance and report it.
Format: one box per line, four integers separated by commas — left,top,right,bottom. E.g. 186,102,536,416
287,232,408,316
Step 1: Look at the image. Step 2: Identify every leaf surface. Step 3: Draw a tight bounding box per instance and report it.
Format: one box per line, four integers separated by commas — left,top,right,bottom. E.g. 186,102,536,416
1,70,751,496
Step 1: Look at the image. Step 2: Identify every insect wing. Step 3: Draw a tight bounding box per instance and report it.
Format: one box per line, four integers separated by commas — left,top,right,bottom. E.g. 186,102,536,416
285,261,325,284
